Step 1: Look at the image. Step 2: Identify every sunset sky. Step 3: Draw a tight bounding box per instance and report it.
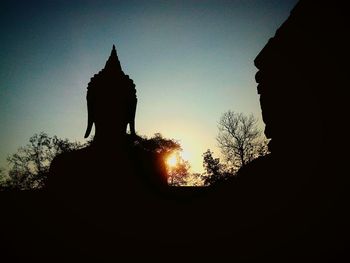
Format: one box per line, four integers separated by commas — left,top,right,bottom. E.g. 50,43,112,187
0,0,298,173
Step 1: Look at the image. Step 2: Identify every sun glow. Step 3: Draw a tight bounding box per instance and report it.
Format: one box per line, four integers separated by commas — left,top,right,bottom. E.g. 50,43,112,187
166,149,192,171
167,149,191,167
166,152,178,168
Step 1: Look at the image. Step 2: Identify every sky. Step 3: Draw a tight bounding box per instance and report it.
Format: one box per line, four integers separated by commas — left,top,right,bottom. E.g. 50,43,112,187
0,0,298,173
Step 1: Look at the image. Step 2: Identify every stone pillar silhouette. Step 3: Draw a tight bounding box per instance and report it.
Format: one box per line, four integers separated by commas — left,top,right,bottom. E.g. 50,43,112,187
84,45,137,143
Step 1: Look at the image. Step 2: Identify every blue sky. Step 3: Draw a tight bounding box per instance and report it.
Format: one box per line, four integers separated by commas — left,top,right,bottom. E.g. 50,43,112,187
0,0,298,172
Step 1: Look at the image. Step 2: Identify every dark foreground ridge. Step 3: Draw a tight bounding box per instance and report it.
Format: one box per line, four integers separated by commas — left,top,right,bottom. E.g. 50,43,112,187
1,1,348,261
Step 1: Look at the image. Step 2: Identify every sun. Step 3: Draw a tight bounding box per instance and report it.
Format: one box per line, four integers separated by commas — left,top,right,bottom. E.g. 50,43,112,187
166,152,178,168
166,149,191,169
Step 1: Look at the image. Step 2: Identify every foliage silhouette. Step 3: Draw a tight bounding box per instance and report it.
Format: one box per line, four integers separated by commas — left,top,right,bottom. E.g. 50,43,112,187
4,132,84,190
137,132,181,155
201,149,232,186
167,155,190,186
0,132,188,190
0,167,10,190
137,133,191,185
132,133,191,186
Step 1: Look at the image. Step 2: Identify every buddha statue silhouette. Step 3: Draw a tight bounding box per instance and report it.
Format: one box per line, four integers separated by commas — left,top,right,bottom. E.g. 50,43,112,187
48,45,167,196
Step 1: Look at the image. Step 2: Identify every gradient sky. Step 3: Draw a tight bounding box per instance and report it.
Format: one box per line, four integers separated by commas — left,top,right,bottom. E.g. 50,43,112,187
0,0,298,173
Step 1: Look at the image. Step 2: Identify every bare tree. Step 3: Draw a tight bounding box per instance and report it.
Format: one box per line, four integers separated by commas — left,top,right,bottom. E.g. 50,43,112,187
217,111,268,171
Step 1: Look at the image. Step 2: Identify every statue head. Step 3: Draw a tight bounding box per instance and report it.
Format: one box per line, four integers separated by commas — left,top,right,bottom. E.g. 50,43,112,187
84,45,137,142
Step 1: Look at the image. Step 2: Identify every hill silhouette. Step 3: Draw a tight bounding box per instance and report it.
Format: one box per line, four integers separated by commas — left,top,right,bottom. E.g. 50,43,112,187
0,0,348,261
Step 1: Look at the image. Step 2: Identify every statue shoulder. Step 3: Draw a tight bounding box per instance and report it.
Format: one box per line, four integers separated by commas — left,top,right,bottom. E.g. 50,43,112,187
47,146,93,190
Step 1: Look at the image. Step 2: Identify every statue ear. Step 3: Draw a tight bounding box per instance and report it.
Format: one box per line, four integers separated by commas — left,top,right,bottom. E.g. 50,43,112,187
84,98,94,138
